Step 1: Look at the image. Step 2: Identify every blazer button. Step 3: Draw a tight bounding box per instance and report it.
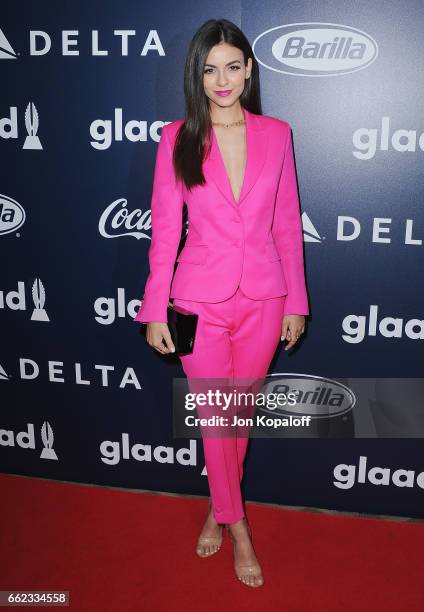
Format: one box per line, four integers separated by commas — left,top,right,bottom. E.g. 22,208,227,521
234,240,242,247
232,217,241,223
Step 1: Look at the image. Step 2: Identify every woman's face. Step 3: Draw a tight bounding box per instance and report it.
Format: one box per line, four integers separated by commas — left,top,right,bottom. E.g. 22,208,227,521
203,42,252,109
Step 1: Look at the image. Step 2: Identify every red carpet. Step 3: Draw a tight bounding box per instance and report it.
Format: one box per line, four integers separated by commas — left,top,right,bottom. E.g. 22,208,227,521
0,473,423,611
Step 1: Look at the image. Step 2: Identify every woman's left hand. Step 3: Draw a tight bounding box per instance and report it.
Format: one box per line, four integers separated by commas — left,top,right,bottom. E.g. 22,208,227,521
281,315,306,351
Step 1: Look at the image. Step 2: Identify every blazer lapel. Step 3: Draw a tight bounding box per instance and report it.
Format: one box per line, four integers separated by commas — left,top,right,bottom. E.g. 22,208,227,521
203,106,269,208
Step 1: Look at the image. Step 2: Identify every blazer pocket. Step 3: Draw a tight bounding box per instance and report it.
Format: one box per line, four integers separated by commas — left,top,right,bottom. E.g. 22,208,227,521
176,244,208,265
265,241,281,262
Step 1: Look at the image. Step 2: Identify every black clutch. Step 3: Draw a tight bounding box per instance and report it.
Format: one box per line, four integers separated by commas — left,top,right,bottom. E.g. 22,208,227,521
167,303,199,355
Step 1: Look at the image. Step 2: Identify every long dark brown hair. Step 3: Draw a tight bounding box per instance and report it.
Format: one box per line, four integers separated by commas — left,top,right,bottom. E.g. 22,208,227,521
173,18,262,191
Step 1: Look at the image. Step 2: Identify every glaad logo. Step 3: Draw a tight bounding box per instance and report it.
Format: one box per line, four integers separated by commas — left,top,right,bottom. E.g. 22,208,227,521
0,280,50,320
342,305,424,344
0,29,164,58
260,373,356,419
333,455,424,490
0,421,58,460
0,29,17,59
1,103,43,149
353,116,424,160
90,108,168,149
94,288,143,325
99,199,151,240
0,194,26,236
252,22,378,77
100,435,197,466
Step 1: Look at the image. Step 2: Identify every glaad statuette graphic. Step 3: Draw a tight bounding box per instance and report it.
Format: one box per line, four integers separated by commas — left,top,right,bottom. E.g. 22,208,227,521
23,102,43,150
40,421,58,460
31,278,50,321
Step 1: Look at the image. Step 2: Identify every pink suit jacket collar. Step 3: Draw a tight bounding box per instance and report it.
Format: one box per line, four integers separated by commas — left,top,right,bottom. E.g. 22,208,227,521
202,106,269,209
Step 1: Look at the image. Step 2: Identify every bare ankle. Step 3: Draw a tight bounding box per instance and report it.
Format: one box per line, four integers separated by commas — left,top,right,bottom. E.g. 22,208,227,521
227,517,249,536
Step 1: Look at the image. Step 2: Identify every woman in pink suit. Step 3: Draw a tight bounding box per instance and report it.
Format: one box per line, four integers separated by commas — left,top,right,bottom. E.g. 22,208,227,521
134,19,309,588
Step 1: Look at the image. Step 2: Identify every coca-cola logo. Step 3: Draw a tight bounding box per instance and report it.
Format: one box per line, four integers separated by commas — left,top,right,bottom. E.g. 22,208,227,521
98,198,151,240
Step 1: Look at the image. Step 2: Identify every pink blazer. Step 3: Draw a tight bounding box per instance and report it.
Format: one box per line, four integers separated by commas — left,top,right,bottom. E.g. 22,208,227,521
134,106,309,323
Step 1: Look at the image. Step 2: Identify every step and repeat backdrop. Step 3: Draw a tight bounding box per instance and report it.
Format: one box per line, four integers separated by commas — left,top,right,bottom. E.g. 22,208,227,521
1,1,423,519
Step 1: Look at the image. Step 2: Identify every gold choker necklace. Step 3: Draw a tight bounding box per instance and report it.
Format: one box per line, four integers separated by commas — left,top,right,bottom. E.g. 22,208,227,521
211,118,246,128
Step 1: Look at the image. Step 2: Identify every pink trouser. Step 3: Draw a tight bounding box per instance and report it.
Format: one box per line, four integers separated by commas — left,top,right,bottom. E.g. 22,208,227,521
173,286,286,524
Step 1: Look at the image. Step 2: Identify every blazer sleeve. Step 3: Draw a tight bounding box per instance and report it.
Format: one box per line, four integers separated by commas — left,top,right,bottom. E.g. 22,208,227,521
133,123,183,323
271,122,309,316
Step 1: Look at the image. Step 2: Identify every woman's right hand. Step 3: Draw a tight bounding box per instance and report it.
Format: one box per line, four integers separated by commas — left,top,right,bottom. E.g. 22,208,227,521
146,322,175,354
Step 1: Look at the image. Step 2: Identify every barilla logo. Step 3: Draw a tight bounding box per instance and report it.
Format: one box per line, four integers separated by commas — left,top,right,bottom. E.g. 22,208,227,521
260,373,356,419
252,22,378,77
0,194,26,235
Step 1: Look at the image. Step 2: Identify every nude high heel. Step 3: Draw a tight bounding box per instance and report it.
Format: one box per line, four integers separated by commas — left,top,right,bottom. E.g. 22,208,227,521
226,518,264,587
196,499,224,558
